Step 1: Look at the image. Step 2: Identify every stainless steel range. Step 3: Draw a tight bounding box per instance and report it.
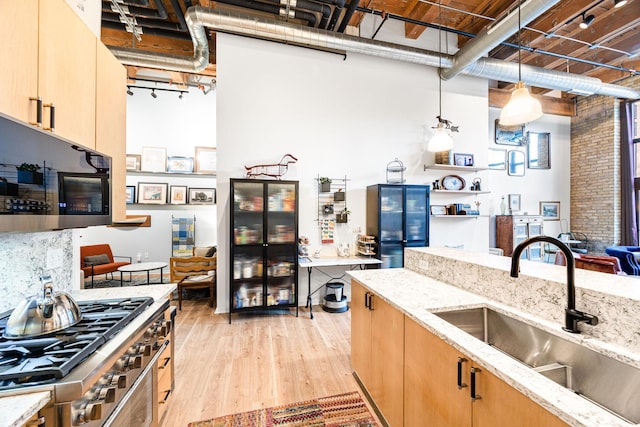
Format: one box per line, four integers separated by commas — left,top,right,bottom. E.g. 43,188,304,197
0,296,174,427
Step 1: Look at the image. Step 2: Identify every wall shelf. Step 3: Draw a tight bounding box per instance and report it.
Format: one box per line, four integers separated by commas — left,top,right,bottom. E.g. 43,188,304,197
424,164,488,173
431,190,490,195
430,215,487,219
127,170,216,178
126,204,214,210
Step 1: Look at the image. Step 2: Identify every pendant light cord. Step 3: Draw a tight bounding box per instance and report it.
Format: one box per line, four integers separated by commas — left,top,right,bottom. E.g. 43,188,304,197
517,0,522,81
438,0,443,117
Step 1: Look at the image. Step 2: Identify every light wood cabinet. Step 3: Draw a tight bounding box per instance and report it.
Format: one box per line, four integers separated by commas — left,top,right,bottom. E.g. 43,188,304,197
496,215,544,259
404,316,568,427
351,280,404,426
0,0,97,147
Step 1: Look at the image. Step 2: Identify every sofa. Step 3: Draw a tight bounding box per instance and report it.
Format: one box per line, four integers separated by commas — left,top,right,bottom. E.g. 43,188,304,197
555,251,624,275
81,244,132,287
604,246,640,275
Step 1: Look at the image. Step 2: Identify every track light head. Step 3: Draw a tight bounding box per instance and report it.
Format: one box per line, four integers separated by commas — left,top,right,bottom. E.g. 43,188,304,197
579,14,595,29
614,0,627,8
126,86,133,96
179,91,184,100
151,89,157,99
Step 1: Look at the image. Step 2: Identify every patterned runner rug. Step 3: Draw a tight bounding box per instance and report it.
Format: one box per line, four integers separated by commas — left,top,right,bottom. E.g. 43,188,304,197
188,391,378,427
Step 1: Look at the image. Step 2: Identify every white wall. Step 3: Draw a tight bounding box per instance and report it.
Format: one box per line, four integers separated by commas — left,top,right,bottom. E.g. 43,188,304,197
78,86,218,264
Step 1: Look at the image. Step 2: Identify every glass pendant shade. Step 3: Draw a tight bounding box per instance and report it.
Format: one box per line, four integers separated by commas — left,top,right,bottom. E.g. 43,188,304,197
427,122,454,152
499,81,543,126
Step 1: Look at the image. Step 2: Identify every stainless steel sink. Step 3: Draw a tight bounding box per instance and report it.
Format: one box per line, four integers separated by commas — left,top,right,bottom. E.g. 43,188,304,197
434,307,640,424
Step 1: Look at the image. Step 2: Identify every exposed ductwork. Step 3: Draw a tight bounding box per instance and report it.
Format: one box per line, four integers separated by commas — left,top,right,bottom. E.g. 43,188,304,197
440,0,560,80
109,7,640,100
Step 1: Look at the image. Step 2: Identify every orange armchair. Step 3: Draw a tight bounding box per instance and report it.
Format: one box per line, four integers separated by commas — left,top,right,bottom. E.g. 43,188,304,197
81,244,132,287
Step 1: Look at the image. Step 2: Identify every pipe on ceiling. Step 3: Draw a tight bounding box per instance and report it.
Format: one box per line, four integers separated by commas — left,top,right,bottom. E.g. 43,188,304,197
439,0,561,80
109,7,640,99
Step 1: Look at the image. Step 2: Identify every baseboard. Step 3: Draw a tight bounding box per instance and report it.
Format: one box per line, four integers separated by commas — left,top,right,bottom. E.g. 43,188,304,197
352,371,390,427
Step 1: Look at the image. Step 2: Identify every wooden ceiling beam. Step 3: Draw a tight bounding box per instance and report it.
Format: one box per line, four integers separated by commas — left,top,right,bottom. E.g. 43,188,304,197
489,87,576,116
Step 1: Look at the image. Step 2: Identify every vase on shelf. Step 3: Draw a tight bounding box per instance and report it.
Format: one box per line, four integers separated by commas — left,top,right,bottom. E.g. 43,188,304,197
500,196,506,215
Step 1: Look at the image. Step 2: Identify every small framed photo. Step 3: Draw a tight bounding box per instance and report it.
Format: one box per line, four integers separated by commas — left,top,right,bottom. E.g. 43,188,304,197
167,156,194,173
195,147,216,173
540,201,560,221
125,186,136,204
169,185,188,205
488,148,506,170
141,146,167,172
495,119,525,146
189,187,216,205
137,182,168,204
125,154,141,171
430,205,447,215
453,153,474,167
508,194,521,212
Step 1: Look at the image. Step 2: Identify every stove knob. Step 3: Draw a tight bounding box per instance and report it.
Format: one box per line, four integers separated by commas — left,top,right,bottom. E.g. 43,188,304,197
96,385,116,403
107,374,126,388
129,355,142,369
76,402,102,423
140,343,152,356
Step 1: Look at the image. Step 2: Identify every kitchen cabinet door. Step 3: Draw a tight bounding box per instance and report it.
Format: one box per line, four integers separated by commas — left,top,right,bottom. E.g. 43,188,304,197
351,280,404,426
0,0,39,124
96,41,126,221
39,0,97,147
405,316,471,427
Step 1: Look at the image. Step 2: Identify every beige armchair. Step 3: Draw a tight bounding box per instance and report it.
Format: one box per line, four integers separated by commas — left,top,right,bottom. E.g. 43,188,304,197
169,254,216,310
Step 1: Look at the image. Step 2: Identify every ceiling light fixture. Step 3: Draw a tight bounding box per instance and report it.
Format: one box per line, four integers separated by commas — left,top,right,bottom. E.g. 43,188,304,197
614,0,627,8
579,13,595,29
499,0,543,126
150,89,157,99
126,86,133,96
427,0,458,152
179,91,184,100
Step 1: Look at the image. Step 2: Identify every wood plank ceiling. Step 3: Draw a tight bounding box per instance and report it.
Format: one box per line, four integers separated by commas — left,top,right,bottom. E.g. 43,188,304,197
100,0,639,98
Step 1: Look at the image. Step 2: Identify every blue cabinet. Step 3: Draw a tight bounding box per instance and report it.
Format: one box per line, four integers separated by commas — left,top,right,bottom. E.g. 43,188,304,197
366,184,430,268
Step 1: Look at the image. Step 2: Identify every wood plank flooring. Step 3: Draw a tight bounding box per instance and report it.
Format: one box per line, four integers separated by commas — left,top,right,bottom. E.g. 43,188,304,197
160,298,365,426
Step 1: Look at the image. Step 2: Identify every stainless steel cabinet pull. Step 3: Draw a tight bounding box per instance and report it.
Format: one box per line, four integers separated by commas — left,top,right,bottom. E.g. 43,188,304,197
457,357,467,389
470,367,481,400
43,102,55,132
29,96,42,127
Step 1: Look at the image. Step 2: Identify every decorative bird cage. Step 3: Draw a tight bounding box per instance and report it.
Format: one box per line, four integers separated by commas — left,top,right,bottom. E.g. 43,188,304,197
386,158,406,184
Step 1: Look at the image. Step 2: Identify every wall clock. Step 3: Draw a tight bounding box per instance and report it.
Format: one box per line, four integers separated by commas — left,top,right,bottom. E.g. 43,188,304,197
441,175,465,191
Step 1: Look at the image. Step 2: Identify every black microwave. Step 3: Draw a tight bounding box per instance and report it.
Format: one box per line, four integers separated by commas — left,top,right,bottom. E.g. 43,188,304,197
0,112,112,232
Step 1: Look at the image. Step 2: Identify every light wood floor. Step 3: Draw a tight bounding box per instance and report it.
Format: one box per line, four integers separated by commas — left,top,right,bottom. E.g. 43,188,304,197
160,298,365,426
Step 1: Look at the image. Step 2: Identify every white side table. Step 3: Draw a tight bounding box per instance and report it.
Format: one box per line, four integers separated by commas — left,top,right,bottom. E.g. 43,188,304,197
118,262,168,286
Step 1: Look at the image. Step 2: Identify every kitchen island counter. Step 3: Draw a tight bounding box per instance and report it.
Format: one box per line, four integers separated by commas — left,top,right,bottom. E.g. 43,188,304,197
349,252,640,427
0,284,176,427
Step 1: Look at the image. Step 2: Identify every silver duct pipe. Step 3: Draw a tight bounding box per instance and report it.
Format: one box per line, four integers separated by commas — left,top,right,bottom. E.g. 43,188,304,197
440,0,560,80
109,7,640,100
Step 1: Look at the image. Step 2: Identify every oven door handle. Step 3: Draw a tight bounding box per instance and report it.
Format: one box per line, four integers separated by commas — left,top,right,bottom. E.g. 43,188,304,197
101,340,168,427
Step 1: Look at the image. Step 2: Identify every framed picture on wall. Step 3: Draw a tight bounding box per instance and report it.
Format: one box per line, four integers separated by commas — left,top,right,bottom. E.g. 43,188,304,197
195,147,216,173
495,119,525,146
540,201,560,220
167,156,194,173
125,154,141,171
170,185,188,204
508,194,521,212
125,186,136,204
189,187,216,205
137,182,168,204
141,146,167,172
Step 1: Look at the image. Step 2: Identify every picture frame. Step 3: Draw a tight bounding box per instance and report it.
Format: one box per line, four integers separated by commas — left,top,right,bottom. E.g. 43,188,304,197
430,205,447,215
194,147,216,173
125,154,141,171
125,185,136,204
495,119,526,146
453,153,474,167
169,185,188,205
189,187,216,205
508,194,521,212
488,148,506,170
540,201,560,220
167,156,194,173
137,182,168,204
527,132,551,169
141,146,167,173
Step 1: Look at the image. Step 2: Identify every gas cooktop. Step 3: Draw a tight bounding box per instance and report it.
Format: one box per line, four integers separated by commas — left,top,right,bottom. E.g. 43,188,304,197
0,297,153,390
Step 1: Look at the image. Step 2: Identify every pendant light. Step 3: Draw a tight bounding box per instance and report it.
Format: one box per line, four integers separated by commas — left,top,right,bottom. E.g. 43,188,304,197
499,0,543,126
427,0,458,152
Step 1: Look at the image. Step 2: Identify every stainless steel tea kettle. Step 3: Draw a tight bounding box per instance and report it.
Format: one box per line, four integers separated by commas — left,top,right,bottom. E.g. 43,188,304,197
4,275,82,338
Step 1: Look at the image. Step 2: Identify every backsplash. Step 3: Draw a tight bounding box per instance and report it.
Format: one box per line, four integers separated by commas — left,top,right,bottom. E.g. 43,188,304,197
0,230,74,313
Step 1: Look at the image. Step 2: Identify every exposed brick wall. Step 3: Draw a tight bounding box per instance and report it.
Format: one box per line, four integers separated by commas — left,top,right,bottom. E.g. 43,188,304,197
570,75,640,253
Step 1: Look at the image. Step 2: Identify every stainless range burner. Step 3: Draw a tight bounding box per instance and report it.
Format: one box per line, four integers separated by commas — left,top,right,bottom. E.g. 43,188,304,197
0,297,153,390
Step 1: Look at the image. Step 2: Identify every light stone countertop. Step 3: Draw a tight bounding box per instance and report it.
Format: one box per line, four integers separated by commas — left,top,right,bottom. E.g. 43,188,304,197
0,284,176,427
348,268,638,427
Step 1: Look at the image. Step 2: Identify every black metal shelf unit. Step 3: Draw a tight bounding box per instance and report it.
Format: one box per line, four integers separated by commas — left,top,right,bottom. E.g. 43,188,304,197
229,179,299,323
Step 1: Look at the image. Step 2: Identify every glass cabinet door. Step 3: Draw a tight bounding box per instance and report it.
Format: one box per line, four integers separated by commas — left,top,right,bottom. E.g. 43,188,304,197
379,186,404,242
528,222,543,260
379,242,404,268
404,186,429,244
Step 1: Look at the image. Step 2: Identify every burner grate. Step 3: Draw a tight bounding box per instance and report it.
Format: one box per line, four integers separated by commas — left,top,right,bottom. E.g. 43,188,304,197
0,297,153,390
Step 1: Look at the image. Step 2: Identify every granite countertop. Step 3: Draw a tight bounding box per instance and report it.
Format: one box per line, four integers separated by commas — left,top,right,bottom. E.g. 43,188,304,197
348,268,638,427
0,284,176,427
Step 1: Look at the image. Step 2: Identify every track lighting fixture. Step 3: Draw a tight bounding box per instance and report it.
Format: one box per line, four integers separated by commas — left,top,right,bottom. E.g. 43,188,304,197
579,13,595,29
126,86,133,96
150,89,157,99
179,91,184,100
125,85,191,98
614,0,627,7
